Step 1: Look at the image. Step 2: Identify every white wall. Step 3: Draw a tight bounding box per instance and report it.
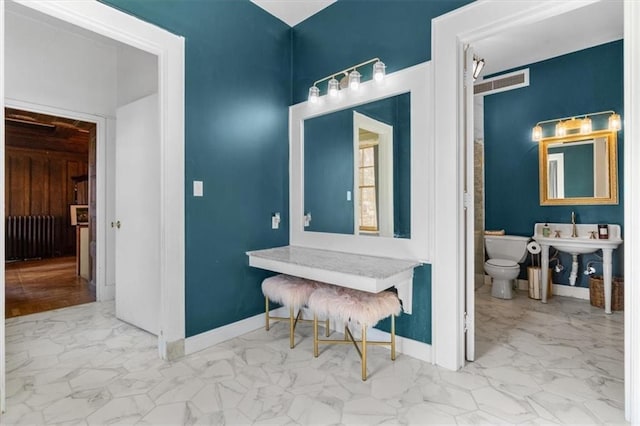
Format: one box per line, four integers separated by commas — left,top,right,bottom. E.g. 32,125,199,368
117,44,158,107
5,9,118,115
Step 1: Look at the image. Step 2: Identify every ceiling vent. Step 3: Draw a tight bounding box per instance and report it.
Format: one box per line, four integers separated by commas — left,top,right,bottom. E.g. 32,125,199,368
474,68,529,96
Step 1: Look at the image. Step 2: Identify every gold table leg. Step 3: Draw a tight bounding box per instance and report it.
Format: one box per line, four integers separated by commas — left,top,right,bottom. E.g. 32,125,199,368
265,297,270,331
361,325,367,381
313,314,319,357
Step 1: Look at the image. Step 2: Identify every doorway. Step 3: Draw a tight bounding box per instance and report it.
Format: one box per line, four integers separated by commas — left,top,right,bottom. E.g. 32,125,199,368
432,0,639,421
0,0,185,412
4,108,97,317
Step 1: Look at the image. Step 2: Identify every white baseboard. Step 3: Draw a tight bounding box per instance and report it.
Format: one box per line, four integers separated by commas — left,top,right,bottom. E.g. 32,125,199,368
185,306,288,355
98,285,115,302
551,283,590,300
500,277,589,300
517,278,528,290
367,327,432,363
185,306,432,362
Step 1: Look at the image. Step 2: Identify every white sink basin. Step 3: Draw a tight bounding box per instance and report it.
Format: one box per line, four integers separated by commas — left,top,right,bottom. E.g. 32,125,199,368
533,223,622,255
532,223,622,313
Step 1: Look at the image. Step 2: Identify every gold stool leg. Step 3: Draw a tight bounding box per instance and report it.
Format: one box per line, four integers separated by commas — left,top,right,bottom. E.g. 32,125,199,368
313,314,319,357
289,306,295,349
362,325,367,381
391,314,396,361
265,297,270,331
325,319,330,337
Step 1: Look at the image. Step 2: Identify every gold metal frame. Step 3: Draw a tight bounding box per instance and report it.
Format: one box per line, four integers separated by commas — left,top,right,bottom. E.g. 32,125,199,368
539,129,618,205
264,297,329,349
313,314,396,381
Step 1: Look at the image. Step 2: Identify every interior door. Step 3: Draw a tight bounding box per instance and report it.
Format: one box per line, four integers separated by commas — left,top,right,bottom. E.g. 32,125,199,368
464,45,476,362
115,93,160,335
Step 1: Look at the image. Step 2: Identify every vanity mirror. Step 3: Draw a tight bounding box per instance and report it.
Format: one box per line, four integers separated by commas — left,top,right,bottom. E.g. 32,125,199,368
539,129,618,205
290,62,431,261
304,93,410,238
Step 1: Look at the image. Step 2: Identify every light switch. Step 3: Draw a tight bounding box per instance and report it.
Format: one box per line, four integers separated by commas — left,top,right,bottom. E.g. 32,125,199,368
193,180,203,197
347,191,352,201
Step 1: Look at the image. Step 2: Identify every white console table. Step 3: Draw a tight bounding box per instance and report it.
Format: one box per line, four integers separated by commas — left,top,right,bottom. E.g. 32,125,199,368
246,245,421,314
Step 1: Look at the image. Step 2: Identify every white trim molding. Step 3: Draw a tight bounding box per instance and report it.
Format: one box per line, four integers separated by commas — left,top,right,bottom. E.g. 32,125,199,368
290,62,432,263
186,306,432,364
185,307,287,355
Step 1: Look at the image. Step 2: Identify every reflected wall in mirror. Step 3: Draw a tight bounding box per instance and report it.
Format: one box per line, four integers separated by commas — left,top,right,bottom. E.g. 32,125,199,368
539,129,618,205
304,93,411,238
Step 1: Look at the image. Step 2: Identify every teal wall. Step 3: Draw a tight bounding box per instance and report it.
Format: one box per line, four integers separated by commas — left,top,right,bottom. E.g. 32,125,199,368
292,0,474,103
101,0,292,336
101,0,472,344
484,41,624,287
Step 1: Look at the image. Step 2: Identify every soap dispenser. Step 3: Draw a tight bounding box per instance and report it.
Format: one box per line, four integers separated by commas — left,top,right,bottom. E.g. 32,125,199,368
542,223,551,237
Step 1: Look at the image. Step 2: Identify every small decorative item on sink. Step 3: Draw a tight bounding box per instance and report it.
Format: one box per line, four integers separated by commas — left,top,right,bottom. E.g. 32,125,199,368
598,224,609,239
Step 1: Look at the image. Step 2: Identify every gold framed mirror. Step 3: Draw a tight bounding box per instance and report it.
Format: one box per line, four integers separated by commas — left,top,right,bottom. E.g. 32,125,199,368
539,128,618,205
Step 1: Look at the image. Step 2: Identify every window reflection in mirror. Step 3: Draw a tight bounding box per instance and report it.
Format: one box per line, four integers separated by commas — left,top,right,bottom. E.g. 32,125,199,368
304,93,410,238
539,130,618,205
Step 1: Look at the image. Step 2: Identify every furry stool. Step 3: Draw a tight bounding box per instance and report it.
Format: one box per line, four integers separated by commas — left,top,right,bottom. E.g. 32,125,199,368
308,285,401,381
262,274,329,348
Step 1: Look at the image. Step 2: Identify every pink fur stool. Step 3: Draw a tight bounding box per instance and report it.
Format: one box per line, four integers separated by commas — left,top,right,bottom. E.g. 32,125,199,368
261,274,329,348
307,285,401,381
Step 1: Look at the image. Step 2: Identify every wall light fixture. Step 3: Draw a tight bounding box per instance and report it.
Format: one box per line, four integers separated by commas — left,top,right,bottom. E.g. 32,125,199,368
472,55,485,81
307,58,386,103
531,110,622,141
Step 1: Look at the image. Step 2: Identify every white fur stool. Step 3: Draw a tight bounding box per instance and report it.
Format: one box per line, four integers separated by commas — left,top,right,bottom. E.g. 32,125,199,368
262,274,329,348
307,285,402,381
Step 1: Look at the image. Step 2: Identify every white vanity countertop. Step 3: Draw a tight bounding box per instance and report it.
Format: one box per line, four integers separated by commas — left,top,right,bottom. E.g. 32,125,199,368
246,245,421,293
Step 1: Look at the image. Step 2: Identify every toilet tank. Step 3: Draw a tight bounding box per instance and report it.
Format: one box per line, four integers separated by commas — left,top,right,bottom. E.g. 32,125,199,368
484,235,530,263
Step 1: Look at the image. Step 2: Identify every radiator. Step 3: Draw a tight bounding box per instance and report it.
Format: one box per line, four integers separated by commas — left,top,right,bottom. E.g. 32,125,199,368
5,215,56,260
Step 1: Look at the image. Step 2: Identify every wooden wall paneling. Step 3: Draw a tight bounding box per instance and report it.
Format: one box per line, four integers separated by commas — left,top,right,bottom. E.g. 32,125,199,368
5,112,91,259
49,156,68,255
29,155,48,215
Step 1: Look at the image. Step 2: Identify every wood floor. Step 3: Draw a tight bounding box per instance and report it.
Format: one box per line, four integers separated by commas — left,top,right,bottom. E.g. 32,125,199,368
5,256,95,318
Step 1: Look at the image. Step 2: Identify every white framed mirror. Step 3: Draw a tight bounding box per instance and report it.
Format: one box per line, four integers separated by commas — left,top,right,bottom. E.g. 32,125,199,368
290,62,431,261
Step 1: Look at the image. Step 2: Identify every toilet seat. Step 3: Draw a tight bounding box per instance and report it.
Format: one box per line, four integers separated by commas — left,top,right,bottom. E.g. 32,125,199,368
486,258,518,268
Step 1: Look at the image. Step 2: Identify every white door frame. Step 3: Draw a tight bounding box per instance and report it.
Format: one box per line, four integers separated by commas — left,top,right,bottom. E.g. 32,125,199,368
432,0,639,421
3,99,109,299
0,0,185,411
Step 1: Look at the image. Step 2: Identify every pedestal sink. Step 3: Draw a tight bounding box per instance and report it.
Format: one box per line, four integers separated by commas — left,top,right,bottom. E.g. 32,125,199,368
532,223,623,314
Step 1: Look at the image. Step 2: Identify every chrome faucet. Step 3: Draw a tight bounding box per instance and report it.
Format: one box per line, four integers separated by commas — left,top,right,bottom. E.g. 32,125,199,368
571,211,578,237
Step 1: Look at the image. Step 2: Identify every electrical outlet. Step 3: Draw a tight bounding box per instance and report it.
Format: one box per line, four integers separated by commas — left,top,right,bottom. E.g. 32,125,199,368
272,212,280,229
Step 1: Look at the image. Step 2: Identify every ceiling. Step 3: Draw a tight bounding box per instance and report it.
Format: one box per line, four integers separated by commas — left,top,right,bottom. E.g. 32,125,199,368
250,0,336,26
474,1,623,77
5,108,94,133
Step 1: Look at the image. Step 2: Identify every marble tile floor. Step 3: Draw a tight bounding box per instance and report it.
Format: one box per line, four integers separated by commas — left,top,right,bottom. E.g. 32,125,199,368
3,284,627,425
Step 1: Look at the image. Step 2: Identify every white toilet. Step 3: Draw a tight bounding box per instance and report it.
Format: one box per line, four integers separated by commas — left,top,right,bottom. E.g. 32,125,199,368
484,234,530,299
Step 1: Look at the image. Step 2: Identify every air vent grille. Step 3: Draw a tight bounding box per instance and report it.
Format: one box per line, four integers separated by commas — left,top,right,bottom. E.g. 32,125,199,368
474,68,529,96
